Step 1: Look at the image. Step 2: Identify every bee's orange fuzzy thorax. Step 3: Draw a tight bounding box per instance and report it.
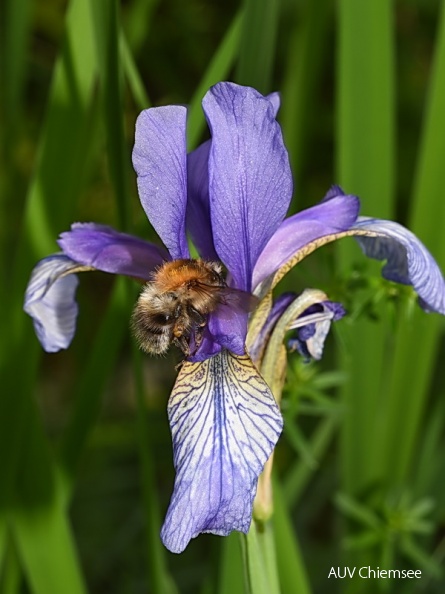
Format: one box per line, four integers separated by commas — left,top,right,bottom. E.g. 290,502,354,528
153,260,214,293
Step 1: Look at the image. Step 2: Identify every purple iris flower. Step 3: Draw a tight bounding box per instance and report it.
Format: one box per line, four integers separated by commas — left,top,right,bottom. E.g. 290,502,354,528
24,82,445,553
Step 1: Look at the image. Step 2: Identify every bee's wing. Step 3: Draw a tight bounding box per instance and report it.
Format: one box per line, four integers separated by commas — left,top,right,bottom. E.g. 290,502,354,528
160,350,283,553
215,287,259,312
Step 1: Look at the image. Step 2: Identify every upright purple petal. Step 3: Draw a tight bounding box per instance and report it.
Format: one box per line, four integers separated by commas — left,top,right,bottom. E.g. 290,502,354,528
186,140,218,260
253,191,360,289
58,223,168,280
266,92,281,117
24,254,83,352
203,82,293,292
352,217,445,314
161,351,283,553
132,106,190,259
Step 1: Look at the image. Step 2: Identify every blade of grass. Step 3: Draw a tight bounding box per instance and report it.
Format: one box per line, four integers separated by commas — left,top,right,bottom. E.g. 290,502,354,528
91,0,129,230
218,532,246,594
9,393,87,594
120,31,151,110
124,0,159,55
0,0,32,144
90,3,175,590
0,538,21,594
236,0,280,93
337,0,394,214
280,0,332,190
379,0,445,485
0,0,99,591
273,480,312,594
241,526,277,594
336,0,395,495
12,506,87,594
0,521,7,578
187,9,243,150
132,338,178,594
1,0,98,494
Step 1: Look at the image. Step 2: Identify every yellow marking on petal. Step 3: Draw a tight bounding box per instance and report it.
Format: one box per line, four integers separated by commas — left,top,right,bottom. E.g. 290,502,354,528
58,264,95,279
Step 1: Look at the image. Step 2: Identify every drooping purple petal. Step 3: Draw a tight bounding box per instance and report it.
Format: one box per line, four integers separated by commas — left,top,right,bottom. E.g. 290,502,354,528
288,301,346,360
352,217,445,314
253,190,360,289
132,105,190,259
186,140,218,260
24,254,84,352
58,223,168,280
161,351,283,554
203,82,293,292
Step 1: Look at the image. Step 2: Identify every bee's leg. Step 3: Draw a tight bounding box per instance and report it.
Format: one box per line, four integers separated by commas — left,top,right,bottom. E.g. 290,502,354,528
186,307,208,357
194,326,205,350
172,334,190,357
188,306,207,327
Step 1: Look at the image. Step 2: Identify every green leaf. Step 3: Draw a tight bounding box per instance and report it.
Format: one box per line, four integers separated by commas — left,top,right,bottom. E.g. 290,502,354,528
336,0,396,497
218,533,246,594
273,481,312,594
187,10,243,150
236,0,280,93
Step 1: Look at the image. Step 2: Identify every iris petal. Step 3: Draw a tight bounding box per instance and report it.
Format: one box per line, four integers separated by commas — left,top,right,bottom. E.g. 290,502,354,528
186,90,281,263
203,82,293,291
160,351,283,554
186,140,218,260
58,223,168,279
253,190,360,289
132,105,190,259
288,301,346,360
24,254,89,352
352,217,445,314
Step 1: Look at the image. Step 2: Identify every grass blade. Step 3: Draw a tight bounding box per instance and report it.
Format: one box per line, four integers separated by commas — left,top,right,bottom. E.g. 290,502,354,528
187,10,243,150
236,0,280,93
377,1,445,486
273,480,312,594
336,0,395,495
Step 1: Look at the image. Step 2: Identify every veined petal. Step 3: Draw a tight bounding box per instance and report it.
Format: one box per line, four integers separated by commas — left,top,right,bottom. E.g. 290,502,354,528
186,90,281,262
253,190,360,289
203,82,293,291
161,351,283,554
186,140,218,260
352,217,445,314
24,254,91,352
58,223,168,280
132,105,190,259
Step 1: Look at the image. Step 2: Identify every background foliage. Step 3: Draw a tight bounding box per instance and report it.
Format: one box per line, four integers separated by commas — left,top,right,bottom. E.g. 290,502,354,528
1,0,445,592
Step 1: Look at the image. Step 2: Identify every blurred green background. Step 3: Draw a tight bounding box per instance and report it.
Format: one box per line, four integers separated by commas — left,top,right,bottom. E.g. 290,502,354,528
1,0,445,592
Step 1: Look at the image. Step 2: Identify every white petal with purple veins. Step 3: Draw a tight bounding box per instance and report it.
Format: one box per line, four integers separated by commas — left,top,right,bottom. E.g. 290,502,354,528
161,350,283,553
24,254,87,352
